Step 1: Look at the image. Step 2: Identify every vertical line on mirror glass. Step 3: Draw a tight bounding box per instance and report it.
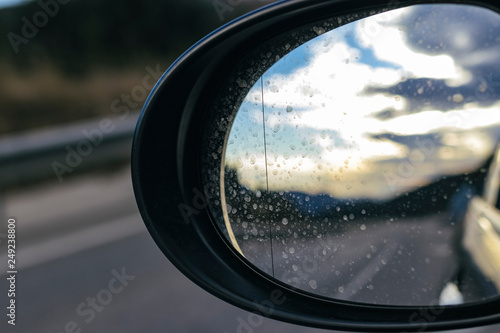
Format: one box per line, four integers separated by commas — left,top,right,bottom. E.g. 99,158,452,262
261,77,270,194
261,76,275,278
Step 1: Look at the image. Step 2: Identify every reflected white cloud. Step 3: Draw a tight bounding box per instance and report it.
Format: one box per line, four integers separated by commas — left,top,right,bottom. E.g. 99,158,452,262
371,103,500,135
356,10,466,81
226,5,500,199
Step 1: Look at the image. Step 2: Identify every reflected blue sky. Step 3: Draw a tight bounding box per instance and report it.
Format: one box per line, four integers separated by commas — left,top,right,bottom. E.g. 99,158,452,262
269,22,401,76
0,0,30,9
344,25,401,70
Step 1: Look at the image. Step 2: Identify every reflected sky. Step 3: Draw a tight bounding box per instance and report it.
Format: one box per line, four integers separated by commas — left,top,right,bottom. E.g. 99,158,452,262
225,4,500,200
0,0,31,9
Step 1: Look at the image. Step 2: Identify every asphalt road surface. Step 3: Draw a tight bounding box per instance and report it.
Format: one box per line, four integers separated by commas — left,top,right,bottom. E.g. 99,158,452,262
241,212,461,306
0,165,498,333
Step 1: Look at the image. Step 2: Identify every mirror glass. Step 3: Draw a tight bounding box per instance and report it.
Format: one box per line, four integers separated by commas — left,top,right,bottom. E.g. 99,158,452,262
221,4,500,306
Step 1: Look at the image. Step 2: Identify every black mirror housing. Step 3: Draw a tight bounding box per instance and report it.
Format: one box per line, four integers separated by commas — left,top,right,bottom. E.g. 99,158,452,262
132,0,500,331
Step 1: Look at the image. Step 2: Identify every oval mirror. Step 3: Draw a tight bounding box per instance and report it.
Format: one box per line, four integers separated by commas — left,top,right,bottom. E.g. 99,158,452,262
220,4,500,306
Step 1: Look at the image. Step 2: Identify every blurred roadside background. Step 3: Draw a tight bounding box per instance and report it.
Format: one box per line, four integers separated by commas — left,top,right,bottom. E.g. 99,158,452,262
0,0,498,332
0,0,266,135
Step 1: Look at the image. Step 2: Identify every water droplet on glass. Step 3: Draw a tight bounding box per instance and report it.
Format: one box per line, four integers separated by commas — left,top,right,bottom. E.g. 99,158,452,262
236,79,247,87
452,93,464,103
309,280,318,289
313,26,326,35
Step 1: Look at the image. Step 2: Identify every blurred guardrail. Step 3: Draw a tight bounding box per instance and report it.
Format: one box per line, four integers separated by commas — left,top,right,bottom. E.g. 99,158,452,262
0,113,139,188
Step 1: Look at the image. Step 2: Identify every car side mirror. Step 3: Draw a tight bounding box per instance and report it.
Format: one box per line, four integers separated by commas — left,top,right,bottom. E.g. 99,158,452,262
132,0,500,331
